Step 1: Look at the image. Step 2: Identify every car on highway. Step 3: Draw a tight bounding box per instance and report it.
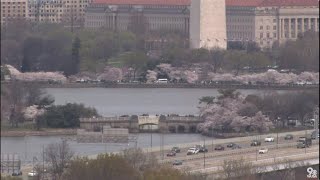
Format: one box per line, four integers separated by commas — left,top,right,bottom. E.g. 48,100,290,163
259,148,268,154
311,130,319,139
167,151,176,157
28,170,38,177
12,170,22,176
264,136,275,142
214,145,225,151
173,160,183,166
250,140,261,146
231,144,242,149
284,134,293,140
227,143,236,148
171,147,181,153
198,145,208,152
187,148,199,155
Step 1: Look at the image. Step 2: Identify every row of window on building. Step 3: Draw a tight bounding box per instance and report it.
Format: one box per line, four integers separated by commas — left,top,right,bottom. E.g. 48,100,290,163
27,0,90,3
1,2,26,4
226,17,253,23
29,8,85,13
2,14,26,17
2,6,26,9
259,25,277,30
228,25,253,31
228,31,253,39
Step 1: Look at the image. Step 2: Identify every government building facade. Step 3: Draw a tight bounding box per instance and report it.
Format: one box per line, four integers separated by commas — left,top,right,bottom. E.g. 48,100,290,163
84,0,319,49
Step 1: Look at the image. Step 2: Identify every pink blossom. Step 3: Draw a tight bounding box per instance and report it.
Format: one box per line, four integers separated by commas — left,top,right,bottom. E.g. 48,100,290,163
98,67,123,82
146,70,158,83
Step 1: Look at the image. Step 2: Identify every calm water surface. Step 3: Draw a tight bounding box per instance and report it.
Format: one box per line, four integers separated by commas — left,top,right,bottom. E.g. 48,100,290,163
45,88,279,116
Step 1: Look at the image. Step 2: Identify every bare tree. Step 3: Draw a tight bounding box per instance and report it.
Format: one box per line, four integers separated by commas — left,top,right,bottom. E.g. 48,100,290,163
221,157,255,180
122,148,158,172
45,140,74,180
122,148,147,170
5,82,28,127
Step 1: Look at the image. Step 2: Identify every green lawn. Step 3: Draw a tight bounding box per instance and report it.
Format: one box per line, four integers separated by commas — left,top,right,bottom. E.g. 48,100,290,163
1,122,36,131
107,60,125,68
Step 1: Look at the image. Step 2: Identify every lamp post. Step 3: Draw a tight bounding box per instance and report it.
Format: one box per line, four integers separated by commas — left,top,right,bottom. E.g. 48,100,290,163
203,136,206,170
211,126,214,151
305,129,307,154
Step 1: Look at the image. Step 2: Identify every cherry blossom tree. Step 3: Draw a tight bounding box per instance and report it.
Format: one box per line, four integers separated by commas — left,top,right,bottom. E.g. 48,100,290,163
23,105,45,120
146,70,157,83
198,92,274,134
5,64,67,82
97,67,123,82
183,70,199,83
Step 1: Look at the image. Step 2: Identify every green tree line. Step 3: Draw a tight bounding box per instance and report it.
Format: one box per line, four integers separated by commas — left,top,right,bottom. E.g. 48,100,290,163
1,20,318,78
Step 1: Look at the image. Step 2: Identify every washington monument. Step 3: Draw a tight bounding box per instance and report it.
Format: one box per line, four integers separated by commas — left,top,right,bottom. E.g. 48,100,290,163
190,0,227,49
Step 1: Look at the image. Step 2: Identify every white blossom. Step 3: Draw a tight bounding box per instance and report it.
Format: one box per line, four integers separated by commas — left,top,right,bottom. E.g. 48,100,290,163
23,105,45,120
97,67,123,82
146,70,158,83
5,64,67,83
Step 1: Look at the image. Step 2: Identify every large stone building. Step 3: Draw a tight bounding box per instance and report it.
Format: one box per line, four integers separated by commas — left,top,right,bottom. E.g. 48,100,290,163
190,0,227,49
1,0,28,24
84,0,190,36
84,0,319,49
27,0,92,26
226,0,319,48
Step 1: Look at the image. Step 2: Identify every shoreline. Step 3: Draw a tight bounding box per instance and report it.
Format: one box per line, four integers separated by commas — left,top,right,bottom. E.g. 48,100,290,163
1,129,76,137
41,83,319,90
2,82,319,90
1,127,312,137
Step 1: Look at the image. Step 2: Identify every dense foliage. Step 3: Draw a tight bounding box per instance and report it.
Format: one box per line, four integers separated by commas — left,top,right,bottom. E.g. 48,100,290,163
197,89,274,134
62,149,207,180
36,103,99,128
1,82,54,127
2,20,318,81
198,89,319,135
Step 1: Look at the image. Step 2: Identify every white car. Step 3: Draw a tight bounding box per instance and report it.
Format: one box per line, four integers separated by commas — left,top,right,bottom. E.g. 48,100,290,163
264,137,275,142
187,148,199,155
28,171,38,177
259,148,268,154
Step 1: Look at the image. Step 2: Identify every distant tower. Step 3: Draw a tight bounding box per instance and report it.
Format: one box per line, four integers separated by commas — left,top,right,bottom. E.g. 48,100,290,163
190,0,227,49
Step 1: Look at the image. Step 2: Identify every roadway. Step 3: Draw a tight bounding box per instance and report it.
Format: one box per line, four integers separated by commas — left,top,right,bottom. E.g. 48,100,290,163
151,130,316,161
155,136,319,175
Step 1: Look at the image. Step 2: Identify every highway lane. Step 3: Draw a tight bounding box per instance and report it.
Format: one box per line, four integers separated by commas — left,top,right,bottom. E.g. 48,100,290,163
156,137,318,162
150,130,316,158
173,146,319,171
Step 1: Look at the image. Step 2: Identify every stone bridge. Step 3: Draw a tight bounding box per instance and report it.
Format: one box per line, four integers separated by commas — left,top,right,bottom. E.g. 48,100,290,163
80,115,204,133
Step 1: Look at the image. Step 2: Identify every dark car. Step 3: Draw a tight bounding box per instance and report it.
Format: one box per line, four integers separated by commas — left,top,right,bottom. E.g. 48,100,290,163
199,146,208,153
284,134,293,140
173,160,183,166
227,143,236,148
12,171,22,176
250,140,261,146
167,151,176,157
214,145,225,151
311,130,319,139
171,147,181,153
231,144,242,149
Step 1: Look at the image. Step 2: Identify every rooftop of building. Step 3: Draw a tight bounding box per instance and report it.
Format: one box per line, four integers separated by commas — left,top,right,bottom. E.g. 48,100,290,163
93,0,191,5
92,0,319,7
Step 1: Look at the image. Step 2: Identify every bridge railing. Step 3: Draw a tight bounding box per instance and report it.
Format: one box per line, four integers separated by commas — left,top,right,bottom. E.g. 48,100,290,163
80,117,130,122
165,116,200,121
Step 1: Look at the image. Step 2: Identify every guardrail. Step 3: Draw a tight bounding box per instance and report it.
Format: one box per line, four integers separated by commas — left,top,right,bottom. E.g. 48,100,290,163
200,152,319,175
